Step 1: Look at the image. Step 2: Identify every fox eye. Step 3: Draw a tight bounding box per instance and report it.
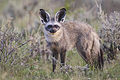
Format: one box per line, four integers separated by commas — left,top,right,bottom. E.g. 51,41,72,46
54,25,59,28
47,25,52,28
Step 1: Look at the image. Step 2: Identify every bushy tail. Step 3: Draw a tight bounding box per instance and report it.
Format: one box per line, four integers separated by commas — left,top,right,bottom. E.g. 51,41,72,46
98,48,104,69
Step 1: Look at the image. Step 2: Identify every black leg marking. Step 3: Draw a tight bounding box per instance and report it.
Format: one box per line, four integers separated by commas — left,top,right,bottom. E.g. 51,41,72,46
52,49,58,72
60,50,66,68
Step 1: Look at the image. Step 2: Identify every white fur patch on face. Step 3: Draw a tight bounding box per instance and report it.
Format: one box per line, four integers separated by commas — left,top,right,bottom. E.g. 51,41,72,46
44,22,63,42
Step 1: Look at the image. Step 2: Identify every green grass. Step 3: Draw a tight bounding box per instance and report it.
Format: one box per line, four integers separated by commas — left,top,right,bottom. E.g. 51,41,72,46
0,0,8,14
0,50,120,80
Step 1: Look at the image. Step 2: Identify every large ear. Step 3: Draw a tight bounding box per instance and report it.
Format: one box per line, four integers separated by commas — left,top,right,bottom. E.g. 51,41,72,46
55,8,66,22
39,9,50,24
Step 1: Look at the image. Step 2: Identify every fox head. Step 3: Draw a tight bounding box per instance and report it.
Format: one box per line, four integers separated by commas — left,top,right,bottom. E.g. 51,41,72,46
39,8,66,42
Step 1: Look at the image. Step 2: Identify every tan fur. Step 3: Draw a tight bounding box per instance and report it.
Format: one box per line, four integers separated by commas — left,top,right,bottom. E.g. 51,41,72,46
46,21,103,68
39,8,104,72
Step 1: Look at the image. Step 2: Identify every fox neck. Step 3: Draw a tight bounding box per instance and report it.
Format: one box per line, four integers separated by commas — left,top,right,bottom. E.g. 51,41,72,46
44,28,63,42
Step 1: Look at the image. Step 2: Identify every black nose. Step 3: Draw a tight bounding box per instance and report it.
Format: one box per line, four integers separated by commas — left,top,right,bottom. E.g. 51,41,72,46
49,29,56,33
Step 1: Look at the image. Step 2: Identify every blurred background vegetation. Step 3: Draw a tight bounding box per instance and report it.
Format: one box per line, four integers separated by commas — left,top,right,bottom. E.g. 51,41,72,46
0,0,120,80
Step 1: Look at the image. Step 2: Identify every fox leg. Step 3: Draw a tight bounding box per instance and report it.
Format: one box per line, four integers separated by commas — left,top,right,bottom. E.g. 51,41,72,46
52,49,58,72
60,50,66,68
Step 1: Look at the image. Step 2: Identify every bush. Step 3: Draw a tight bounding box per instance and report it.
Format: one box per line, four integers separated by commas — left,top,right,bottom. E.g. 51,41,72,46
99,11,120,60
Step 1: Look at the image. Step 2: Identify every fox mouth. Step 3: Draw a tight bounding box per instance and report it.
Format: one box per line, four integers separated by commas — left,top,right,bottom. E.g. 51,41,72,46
48,30,59,35
49,29,57,33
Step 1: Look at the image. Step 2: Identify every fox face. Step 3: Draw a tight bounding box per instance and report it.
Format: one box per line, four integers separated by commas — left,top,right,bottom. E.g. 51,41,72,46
39,8,66,42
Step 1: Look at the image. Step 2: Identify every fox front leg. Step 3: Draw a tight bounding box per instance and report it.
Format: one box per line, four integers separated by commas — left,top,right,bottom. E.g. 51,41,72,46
60,50,66,68
52,49,58,72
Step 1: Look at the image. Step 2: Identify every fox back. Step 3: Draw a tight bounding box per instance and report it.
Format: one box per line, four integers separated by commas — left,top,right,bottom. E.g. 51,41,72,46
39,8,104,72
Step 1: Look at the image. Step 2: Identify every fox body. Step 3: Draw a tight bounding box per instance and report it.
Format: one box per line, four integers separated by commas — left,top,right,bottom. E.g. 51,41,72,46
39,8,104,72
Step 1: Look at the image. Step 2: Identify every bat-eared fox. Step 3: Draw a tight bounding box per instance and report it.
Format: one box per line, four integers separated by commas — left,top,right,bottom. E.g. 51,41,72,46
39,8,104,72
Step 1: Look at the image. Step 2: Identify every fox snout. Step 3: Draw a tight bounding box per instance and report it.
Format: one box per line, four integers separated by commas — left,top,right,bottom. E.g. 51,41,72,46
45,25,60,33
